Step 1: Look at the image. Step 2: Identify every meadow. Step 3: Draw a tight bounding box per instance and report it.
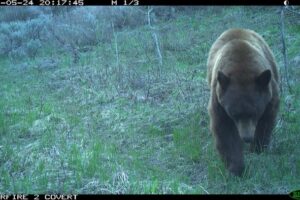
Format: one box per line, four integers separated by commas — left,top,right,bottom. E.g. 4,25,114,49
0,6,300,194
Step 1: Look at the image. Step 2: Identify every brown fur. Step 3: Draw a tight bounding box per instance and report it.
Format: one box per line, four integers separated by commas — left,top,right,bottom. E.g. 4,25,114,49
207,29,280,176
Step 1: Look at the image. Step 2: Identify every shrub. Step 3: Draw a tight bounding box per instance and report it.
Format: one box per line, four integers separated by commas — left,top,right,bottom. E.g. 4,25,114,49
0,7,42,22
0,14,50,59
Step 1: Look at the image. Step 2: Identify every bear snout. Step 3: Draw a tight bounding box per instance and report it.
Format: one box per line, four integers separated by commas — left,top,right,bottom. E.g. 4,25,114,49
235,119,256,143
241,135,254,143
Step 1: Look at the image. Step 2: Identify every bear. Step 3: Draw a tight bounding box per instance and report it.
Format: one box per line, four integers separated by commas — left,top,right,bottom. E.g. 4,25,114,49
207,28,280,176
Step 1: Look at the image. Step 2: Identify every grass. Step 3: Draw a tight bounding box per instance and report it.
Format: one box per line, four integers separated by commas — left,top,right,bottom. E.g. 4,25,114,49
0,6,300,194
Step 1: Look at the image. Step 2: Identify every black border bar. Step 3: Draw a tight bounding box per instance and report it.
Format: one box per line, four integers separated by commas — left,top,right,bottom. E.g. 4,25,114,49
116,0,298,6
0,0,299,6
1,194,293,200
79,0,297,6
77,0,297,6
74,194,293,200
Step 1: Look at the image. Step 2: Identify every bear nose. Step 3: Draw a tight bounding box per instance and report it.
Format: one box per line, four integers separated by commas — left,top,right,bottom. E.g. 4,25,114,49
242,136,253,143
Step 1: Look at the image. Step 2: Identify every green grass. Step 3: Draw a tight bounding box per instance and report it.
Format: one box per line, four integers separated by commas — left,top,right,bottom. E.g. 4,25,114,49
0,6,300,194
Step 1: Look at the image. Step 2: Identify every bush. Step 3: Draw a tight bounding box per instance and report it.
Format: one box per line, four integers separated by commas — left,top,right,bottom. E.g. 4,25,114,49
96,7,147,30
0,7,42,22
0,14,50,59
46,7,100,49
25,39,42,58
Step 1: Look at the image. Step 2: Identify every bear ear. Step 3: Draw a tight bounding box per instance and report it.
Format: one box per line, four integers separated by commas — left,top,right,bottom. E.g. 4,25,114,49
256,69,271,87
217,71,230,89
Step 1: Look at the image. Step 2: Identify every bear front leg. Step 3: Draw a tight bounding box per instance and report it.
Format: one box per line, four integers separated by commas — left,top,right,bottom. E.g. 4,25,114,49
251,98,279,153
209,99,245,177
215,130,244,177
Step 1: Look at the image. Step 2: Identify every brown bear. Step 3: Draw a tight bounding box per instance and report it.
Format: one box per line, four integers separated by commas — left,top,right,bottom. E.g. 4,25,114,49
207,28,280,176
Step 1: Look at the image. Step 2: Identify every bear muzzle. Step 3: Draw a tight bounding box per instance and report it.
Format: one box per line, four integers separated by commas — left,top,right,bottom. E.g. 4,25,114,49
236,119,256,143
242,135,254,143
